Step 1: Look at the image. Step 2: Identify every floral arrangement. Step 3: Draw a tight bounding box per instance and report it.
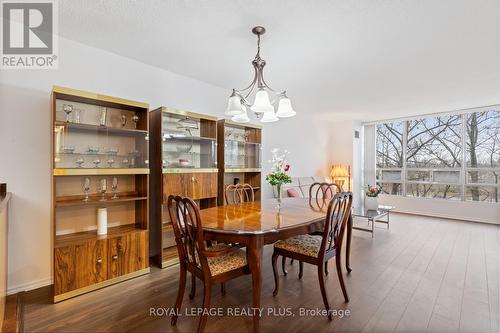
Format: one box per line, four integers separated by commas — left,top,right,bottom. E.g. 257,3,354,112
266,148,292,187
365,184,382,197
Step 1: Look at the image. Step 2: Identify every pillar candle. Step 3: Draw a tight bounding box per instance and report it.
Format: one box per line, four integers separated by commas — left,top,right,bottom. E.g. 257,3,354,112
97,207,107,235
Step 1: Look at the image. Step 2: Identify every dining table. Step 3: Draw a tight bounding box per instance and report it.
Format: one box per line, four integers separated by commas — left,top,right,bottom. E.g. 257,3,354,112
198,197,353,333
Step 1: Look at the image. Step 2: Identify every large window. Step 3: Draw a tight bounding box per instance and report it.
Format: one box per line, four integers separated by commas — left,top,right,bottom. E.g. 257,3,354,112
375,108,500,202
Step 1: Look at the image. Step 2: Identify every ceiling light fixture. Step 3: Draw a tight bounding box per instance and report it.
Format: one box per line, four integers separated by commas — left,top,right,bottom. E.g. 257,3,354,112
226,26,296,123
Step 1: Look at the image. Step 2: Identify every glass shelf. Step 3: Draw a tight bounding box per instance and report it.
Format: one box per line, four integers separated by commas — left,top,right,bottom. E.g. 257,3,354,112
55,121,148,136
224,140,261,169
161,112,216,169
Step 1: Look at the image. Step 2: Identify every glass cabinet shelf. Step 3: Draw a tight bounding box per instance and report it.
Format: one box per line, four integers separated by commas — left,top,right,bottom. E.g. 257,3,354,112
224,140,262,169
55,121,148,136
161,111,217,169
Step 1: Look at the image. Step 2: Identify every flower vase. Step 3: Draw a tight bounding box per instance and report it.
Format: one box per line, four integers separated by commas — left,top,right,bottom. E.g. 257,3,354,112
365,196,379,210
276,184,283,209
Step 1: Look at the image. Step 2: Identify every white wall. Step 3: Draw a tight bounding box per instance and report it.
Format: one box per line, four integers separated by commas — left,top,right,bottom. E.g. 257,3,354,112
329,120,364,207
260,115,333,199
0,38,332,294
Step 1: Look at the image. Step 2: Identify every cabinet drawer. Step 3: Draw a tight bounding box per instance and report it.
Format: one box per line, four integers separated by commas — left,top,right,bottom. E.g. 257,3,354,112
54,239,107,295
108,231,148,279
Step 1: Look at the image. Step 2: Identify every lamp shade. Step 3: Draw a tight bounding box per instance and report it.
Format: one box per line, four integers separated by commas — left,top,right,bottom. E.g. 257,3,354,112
231,105,250,123
225,95,244,116
276,97,296,118
330,164,350,178
260,110,279,123
251,89,273,113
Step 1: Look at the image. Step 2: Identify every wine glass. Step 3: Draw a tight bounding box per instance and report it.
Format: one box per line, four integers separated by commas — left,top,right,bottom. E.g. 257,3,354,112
74,108,81,124
75,157,84,168
132,113,140,129
121,158,130,167
99,107,107,126
82,177,91,202
111,177,118,199
93,158,101,168
107,158,115,168
99,179,107,201
63,104,73,123
120,114,127,128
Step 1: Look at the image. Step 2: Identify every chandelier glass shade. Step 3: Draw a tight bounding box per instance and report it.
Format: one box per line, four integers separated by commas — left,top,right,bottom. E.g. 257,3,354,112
226,26,296,123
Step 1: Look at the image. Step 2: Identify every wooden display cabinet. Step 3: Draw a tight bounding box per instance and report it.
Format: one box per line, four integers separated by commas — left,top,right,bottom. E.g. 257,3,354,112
51,86,150,302
217,119,262,205
149,107,218,268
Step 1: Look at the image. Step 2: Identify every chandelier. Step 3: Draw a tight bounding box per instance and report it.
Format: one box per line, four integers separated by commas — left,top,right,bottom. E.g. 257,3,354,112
225,26,296,123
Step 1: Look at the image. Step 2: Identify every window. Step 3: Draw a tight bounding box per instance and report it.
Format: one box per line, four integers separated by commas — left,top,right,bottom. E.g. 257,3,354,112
376,122,403,195
375,108,500,202
465,111,500,202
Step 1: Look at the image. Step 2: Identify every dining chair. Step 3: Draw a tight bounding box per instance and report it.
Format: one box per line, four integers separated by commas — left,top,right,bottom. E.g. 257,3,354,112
224,183,255,205
272,192,353,320
168,195,251,332
282,182,343,277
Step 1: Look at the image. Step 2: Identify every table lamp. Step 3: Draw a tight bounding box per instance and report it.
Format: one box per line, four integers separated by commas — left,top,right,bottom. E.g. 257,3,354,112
330,164,351,191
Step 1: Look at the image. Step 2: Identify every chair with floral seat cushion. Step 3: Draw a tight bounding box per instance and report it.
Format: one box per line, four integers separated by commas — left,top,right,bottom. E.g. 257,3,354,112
272,192,353,320
168,195,251,333
282,182,344,277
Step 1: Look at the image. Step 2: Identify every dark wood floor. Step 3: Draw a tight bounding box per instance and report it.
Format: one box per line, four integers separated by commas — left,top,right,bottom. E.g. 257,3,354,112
21,213,499,332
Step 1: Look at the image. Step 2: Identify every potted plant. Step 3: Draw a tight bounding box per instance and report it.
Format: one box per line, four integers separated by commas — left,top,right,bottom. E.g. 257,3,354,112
365,184,382,210
266,148,292,208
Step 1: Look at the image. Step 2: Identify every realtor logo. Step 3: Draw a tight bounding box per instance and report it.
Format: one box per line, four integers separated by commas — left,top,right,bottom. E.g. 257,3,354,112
1,0,58,69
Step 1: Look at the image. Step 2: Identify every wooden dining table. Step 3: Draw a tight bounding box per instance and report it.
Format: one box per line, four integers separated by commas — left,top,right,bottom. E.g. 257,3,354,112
198,197,353,333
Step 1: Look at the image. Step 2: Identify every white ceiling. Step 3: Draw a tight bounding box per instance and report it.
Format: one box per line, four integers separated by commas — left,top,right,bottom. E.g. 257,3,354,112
59,0,500,121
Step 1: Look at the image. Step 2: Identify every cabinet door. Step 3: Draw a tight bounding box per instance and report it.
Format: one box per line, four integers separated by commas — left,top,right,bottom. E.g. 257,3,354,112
54,240,107,295
162,173,190,202
191,173,218,199
108,231,148,279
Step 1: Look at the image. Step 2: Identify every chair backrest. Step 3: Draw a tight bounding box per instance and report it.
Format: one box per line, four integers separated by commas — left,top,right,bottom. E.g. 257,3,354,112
309,182,343,209
319,192,353,257
225,183,255,205
167,195,208,271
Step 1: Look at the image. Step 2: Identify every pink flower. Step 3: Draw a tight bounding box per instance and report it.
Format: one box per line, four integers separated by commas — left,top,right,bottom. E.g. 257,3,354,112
284,164,290,172
370,187,377,193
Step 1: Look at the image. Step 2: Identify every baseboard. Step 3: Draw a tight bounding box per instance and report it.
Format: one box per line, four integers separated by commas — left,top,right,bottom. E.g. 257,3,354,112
7,277,52,295
392,209,498,225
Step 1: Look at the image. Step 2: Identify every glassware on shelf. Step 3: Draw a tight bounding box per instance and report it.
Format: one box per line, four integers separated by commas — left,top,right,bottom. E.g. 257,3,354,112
74,108,81,124
107,158,115,168
87,146,100,154
120,113,127,128
61,146,75,154
111,177,118,199
82,177,91,202
121,158,130,167
99,107,107,126
63,104,73,123
132,113,140,129
75,157,85,168
107,148,118,155
93,158,101,168
98,178,107,201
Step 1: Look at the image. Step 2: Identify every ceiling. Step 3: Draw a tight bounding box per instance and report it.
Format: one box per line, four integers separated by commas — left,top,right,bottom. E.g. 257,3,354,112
59,0,500,121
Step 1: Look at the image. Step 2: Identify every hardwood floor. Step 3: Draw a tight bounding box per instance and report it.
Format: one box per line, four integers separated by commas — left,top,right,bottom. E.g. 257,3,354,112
21,213,499,332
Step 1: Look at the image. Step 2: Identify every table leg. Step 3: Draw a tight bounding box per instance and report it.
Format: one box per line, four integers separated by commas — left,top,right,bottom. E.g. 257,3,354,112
345,214,352,273
371,217,374,238
387,211,390,229
247,236,264,333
